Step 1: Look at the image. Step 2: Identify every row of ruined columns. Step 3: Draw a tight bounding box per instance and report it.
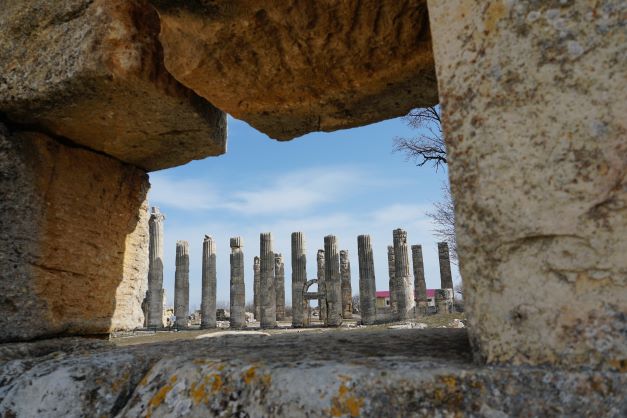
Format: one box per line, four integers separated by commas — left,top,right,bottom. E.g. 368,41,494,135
146,208,455,329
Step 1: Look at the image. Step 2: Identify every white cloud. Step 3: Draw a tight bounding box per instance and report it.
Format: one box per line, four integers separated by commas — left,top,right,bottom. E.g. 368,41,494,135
149,166,368,215
148,174,220,210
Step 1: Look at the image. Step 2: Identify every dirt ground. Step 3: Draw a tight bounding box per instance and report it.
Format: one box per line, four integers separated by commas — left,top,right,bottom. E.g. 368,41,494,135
112,313,466,347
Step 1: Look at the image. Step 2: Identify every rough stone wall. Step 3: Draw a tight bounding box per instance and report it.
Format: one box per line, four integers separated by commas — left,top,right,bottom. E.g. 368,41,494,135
429,0,627,369
151,0,437,140
0,0,226,171
0,124,149,342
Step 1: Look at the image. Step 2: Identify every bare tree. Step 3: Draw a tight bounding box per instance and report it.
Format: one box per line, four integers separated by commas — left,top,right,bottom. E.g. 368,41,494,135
395,106,457,262
426,182,457,263
393,106,446,170
352,294,360,313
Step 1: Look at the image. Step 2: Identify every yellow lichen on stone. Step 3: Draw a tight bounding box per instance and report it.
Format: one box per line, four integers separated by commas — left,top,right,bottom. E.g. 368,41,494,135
146,380,175,418
211,374,223,392
139,374,149,387
330,383,364,417
243,366,257,384
189,381,207,405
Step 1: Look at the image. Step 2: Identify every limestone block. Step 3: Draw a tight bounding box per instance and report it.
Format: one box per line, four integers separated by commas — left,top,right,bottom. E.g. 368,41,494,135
429,0,627,369
0,330,624,417
150,0,438,140
0,124,149,342
0,0,226,171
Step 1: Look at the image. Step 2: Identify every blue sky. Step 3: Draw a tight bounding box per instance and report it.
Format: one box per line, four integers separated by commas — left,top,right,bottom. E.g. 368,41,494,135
148,115,459,310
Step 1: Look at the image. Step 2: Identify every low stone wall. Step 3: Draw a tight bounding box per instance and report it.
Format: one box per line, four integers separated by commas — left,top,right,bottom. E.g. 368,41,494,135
0,329,624,417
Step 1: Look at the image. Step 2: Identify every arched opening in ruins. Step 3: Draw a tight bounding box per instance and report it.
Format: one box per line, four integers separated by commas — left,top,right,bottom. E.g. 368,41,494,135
142,113,460,334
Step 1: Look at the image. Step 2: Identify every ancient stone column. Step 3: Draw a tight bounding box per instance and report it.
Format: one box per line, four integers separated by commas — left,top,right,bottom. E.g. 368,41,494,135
200,235,217,329
259,233,276,328
174,240,189,329
291,232,307,328
253,256,261,321
316,249,327,322
229,237,246,329
387,245,398,318
274,253,286,321
324,235,342,327
393,229,415,320
357,235,377,325
438,242,454,292
146,207,165,328
340,250,353,319
435,289,450,315
412,245,428,317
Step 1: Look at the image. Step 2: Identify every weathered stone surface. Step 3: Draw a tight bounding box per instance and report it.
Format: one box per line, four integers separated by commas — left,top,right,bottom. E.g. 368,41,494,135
1,330,625,417
201,235,217,329
146,207,165,328
429,0,627,369
0,0,226,171
357,235,377,325
0,124,149,342
174,241,189,329
150,0,437,140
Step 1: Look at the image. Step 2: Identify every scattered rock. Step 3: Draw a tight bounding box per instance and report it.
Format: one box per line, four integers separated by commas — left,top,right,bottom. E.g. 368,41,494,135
195,331,270,339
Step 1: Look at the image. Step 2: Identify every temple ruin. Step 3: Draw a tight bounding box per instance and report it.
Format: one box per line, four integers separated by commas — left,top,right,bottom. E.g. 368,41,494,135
1,0,624,415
